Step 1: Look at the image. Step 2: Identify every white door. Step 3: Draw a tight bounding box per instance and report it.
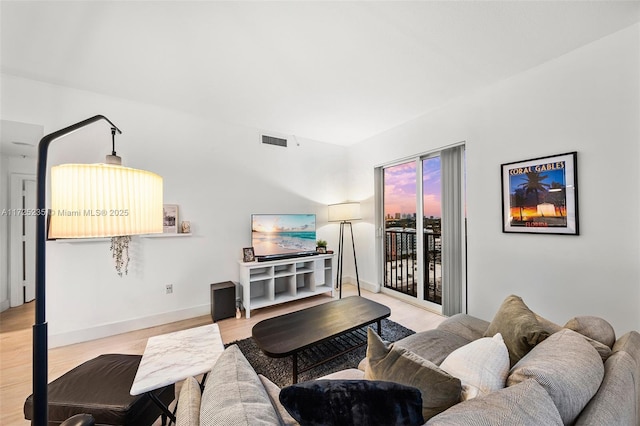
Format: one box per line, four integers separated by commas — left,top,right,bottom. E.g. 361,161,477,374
23,180,36,302
9,174,36,306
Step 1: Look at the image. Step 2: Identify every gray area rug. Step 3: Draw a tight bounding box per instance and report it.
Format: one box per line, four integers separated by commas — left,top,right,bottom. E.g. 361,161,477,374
226,318,415,387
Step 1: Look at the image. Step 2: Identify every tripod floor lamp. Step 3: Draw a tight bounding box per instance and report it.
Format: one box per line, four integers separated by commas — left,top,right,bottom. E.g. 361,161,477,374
328,202,361,298
33,115,163,425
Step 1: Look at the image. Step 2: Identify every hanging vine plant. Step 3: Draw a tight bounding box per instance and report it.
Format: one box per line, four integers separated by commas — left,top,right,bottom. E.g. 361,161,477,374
110,236,131,277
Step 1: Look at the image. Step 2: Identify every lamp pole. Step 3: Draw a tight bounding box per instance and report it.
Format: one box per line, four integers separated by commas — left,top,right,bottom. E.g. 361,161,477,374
33,115,121,425
336,221,361,298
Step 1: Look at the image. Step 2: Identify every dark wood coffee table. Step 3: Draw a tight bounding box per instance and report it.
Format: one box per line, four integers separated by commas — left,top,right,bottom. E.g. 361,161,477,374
252,296,391,383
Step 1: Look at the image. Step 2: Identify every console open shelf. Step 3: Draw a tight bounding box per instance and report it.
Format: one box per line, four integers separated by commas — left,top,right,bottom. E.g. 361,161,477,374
238,254,334,318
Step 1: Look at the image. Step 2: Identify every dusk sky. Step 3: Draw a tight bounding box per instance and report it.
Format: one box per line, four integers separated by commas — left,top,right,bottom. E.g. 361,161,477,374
384,157,442,218
252,214,315,233
508,167,566,193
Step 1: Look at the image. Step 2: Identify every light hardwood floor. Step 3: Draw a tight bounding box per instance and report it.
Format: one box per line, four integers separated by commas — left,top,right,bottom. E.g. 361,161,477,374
0,285,445,425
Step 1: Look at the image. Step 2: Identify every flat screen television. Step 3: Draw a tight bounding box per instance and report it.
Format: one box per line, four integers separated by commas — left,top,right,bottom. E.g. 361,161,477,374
251,214,317,260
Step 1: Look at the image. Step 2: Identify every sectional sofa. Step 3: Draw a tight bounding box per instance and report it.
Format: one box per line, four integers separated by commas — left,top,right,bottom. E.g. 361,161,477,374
175,295,640,425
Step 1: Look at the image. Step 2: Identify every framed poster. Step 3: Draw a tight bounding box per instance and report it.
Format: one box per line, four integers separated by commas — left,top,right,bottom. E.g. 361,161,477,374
163,204,179,233
501,152,578,235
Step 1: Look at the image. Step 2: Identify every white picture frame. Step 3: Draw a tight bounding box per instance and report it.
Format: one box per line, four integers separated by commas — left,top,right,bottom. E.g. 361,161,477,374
163,204,179,233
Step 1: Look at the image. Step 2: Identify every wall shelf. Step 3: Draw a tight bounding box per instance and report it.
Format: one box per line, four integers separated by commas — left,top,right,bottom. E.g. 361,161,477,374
53,238,111,244
140,233,192,238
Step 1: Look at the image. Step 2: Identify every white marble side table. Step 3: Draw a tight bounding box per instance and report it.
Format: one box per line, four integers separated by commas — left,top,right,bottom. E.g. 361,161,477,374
130,323,225,423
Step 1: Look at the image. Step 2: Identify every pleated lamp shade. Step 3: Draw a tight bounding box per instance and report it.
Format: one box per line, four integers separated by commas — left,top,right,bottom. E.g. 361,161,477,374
49,163,163,238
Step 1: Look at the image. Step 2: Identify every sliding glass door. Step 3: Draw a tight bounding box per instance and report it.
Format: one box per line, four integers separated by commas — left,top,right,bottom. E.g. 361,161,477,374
379,145,465,314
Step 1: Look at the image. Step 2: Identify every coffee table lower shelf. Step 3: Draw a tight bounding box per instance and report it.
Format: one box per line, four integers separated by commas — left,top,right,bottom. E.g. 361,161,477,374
292,324,376,383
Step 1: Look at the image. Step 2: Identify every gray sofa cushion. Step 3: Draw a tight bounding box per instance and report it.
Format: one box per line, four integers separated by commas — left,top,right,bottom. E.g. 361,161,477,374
425,379,563,425
365,328,461,420
611,331,640,424
574,351,637,426
200,345,280,426
507,329,604,425
436,313,489,342
484,295,550,367
394,329,471,366
564,316,616,348
613,330,640,359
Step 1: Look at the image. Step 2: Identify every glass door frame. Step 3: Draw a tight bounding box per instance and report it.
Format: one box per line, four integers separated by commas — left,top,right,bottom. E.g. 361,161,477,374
376,153,443,314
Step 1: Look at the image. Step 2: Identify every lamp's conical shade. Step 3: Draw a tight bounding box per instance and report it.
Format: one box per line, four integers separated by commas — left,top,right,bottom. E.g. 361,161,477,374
49,163,163,238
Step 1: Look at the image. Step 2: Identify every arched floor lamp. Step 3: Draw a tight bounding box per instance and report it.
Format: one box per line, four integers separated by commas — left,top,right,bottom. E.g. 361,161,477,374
33,115,163,424
328,202,361,299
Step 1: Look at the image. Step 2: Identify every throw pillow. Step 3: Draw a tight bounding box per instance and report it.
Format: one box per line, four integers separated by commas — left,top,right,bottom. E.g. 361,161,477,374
439,333,509,400
175,376,201,426
534,312,611,360
483,295,550,366
365,328,461,420
279,379,424,426
564,316,616,348
425,379,563,426
258,374,299,426
200,345,280,425
508,328,604,425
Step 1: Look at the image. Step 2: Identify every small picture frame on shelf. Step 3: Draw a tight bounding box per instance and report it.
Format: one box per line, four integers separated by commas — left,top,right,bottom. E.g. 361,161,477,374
163,204,179,234
242,247,255,262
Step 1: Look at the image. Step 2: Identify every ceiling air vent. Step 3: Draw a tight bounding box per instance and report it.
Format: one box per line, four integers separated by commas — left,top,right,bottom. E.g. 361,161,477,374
261,134,287,148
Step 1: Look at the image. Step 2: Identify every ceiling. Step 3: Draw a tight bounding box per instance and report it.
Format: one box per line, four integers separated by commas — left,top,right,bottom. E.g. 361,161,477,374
1,1,639,147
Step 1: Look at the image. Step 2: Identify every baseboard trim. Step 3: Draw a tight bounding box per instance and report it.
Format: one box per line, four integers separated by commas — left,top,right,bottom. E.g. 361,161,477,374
341,276,380,294
49,304,210,348
0,299,10,313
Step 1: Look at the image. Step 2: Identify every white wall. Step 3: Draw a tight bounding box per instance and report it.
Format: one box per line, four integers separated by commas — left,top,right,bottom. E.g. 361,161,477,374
1,74,348,346
347,24,640,335
0,154,36,311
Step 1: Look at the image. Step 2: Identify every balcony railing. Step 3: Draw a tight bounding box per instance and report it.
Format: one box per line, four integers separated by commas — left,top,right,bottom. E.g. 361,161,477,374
384,229,441,305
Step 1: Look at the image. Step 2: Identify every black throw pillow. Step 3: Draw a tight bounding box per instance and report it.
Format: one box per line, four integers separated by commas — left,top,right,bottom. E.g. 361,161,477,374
279,379,424,426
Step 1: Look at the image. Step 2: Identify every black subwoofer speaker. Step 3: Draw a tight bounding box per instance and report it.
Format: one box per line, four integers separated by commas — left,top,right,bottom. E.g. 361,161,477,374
210,281,236,322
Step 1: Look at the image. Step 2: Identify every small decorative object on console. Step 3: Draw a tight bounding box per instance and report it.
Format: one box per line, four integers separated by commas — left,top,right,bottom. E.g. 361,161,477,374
243,247,255,262
316,239,327,253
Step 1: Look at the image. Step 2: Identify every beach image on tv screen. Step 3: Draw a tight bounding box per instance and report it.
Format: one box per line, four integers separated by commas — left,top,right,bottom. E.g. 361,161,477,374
251,214,316,256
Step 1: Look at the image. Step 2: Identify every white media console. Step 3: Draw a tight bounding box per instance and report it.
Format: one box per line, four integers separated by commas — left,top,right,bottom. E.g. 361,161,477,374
238,254,334,318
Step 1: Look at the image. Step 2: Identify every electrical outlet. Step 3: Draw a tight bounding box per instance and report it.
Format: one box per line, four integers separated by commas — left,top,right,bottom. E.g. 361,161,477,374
166,284,173,294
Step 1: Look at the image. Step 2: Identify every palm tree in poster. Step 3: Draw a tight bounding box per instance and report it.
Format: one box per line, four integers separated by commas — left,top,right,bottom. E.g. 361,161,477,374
548,181,566,217
512,188,526,221
517,172,551,205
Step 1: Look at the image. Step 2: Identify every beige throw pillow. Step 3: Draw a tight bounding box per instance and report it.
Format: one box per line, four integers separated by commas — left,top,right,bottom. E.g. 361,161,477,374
564,316,616,348
439,333,509,400
484,295,550,366
365,328,461,420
